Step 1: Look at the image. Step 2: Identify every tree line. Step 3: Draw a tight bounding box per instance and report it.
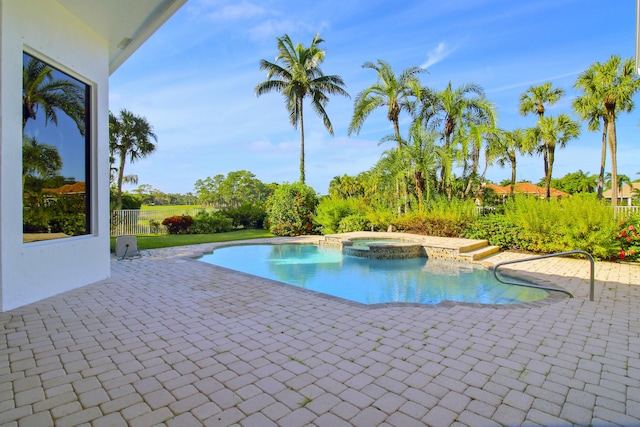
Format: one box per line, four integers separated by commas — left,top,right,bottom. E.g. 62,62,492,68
256,33,640,208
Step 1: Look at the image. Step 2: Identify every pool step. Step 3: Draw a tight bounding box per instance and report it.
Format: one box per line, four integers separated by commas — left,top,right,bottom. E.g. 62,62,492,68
459,245,501,261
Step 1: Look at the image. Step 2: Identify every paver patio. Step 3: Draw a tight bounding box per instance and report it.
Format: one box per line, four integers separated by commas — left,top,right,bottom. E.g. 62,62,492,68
1,237,640,426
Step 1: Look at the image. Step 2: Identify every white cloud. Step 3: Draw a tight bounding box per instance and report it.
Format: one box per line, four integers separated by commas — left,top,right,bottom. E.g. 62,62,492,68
248,19,329,42
191,0,266,21
487,71,581,94
421,42,457,69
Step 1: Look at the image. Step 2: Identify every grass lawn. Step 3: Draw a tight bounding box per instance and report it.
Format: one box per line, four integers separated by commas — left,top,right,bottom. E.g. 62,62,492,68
140,205,204,212
110,229,273,252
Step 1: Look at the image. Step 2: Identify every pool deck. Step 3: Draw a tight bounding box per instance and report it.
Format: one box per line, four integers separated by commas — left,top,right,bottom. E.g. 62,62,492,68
2,236,640,426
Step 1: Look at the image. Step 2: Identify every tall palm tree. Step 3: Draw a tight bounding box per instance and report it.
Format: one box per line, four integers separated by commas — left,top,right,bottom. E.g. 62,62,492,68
574,55,640,206
572,80,608,199
420,81,496,198
519,82,565,118
460,122,499,198
488,128,533,196
256,33,349,184
109,109,158,210
518,82,565,180
537,114,580,198
22,55,85,134
348,60,425,149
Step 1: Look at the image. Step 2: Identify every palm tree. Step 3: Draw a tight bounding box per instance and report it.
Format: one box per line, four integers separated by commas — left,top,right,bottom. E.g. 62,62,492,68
519,82,565,117
574,55,640,206
605,172,631,191
571,170,597,193
573,74,608,199
348,60,425,149
537,114,580,198
488,128,533,196
256,33,349,184
328,174,364,199
109,109,158,210
519,82,565,183
370,147,410,215
383,121,438,210
460,122,499,198
22,55,85,134
22,135,62,187
419,82,496,198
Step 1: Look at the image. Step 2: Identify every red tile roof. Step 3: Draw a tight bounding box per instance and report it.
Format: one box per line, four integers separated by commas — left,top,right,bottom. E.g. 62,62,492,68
43,182,85,195
485,182,569,197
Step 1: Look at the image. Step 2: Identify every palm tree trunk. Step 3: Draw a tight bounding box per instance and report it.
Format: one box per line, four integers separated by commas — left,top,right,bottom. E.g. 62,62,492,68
510,155,517,197
116,149,127,210
608,118,618,206
393,119,401,151
542,143,549,180
545,147,555,199
299,99,305,184
462,144,480,198
597,122,607,200
414,171,425,211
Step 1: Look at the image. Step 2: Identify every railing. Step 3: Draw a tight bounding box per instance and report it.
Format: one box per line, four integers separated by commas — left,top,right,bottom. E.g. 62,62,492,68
110,208,208,236
493,250,595,301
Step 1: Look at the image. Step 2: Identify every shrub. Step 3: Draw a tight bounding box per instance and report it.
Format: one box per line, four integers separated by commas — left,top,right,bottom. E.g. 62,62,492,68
109,190,142,210
616,215,640,262
314,197,364,234
338,214,371,233
120,193,142,210
162,215,193,234
222,202,266,229
365,208,397,232
191,210,233,234
462,215,521,249
498,194,618,259
266,182,318,236
149,219,163,234
395,214,468,237
50,214,86,236
395,198,477,237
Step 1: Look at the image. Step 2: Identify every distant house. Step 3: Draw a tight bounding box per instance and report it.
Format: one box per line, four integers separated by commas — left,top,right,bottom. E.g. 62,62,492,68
602,183,640,206
43,182,86,196
484,182,570,199
1,0,186,311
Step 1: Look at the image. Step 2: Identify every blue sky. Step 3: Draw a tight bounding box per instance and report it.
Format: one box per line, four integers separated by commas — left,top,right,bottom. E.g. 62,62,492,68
109,0,640,195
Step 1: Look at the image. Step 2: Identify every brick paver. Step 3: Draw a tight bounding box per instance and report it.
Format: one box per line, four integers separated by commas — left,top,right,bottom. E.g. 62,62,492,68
1,236,640,426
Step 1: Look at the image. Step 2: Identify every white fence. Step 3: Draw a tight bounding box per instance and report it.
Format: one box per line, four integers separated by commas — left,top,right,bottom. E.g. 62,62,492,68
110,208,209,236
614,206,640,219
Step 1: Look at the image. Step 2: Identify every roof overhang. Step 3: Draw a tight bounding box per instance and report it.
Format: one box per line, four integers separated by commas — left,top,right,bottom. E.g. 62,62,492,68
55,0,187,74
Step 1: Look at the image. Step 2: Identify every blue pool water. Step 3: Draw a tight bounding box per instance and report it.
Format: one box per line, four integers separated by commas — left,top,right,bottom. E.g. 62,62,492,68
198,244,549,305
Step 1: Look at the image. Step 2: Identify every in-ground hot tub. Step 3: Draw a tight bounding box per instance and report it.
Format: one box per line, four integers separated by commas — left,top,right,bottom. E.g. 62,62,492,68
342,237,427,259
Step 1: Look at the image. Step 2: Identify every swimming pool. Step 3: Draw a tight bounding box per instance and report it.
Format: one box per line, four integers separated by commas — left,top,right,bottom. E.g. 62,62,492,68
198,244,551,305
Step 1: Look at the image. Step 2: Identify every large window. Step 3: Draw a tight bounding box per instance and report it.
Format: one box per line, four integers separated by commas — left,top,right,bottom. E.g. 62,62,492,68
22,52,91,243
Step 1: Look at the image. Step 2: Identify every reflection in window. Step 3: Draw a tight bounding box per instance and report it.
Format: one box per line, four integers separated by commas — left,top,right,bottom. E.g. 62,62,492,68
22,52,90,243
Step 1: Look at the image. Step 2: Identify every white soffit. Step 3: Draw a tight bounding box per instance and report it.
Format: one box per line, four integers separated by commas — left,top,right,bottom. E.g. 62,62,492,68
56,0,187,74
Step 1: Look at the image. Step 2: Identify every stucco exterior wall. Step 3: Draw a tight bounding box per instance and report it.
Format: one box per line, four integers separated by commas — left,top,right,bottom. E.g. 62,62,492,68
0,0,110,310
